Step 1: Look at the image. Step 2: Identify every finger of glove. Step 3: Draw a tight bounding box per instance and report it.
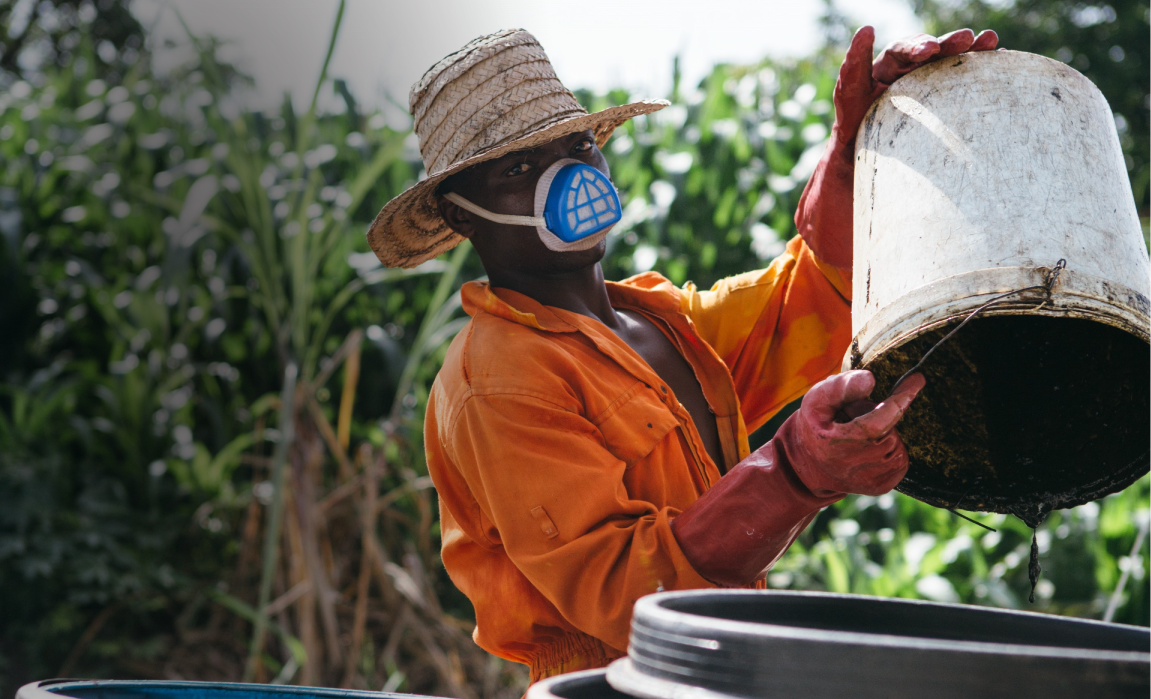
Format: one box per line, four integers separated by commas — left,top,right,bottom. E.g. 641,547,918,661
885,33,942,63
891,372,927,403
831,428,900,466
845,436,910,495
825,459,905,497
971,29,998,51
850,373,925,439
859,448,909,495
838,26,876,96
935,28,976,57
805,370,876,423
873,34,940,83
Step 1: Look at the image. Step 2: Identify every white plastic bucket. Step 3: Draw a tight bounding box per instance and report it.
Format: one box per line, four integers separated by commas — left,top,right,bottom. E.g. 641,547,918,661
849,50,1149,524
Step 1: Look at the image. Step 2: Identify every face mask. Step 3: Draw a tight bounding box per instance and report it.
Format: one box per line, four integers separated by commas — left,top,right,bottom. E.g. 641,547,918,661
443,158,623,252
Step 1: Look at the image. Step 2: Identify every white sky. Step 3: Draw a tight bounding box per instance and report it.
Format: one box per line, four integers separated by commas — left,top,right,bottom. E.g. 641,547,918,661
132,0,922,121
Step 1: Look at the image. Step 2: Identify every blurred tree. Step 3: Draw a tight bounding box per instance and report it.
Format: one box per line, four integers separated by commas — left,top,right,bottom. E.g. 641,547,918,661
0,9,502,692
818,0,854,51
576,50,841,292
0,0,143,80
909,0,1150,211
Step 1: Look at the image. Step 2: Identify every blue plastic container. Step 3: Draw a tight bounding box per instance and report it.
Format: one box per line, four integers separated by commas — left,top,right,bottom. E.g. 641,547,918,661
17,680,447,699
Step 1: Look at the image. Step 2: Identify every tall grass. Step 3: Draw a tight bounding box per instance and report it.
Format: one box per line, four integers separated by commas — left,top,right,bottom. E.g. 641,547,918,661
0,4,1146,696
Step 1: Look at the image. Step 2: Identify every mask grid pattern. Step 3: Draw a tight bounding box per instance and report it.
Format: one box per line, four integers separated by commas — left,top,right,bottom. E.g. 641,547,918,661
561,169,620,235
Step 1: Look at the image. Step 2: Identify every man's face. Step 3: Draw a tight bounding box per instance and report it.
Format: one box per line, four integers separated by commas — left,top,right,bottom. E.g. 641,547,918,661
437,129,611,277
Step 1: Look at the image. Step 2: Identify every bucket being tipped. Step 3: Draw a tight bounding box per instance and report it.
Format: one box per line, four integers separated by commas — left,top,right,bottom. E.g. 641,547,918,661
848,50,1149,525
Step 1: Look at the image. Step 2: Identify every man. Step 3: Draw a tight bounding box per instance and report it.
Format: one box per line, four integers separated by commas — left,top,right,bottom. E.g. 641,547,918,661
366,25,997,681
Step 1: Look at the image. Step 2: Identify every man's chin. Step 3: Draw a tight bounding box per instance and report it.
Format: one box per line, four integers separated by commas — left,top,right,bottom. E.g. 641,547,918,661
545,237,607,274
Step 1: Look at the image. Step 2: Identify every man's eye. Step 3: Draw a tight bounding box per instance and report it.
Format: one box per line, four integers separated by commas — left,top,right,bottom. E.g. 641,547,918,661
572,139,593,154
505,162,533,176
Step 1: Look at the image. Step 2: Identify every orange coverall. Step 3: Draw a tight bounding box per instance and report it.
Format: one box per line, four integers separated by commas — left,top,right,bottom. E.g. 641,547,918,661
424,235,851,680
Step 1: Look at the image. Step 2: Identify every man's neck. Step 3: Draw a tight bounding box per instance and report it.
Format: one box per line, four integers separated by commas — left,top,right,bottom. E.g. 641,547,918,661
486,262,621,329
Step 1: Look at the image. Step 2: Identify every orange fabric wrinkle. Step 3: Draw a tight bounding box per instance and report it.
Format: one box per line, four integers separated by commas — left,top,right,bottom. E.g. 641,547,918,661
426,235,850,683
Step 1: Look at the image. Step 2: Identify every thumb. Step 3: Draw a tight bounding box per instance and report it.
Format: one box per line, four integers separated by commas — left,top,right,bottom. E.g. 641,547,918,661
889,372,927,407
841,26,876,88
852,372,926,439
804,370,877,422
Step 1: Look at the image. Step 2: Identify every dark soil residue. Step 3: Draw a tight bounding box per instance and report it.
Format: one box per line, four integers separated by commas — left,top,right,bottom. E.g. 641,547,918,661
867,315,1150,526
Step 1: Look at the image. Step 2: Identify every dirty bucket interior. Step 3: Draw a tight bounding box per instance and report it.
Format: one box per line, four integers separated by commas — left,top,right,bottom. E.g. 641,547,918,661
866,314,1149,525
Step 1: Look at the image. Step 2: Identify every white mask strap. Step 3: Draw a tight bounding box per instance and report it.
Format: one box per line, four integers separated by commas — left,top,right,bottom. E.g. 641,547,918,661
443,192,545,228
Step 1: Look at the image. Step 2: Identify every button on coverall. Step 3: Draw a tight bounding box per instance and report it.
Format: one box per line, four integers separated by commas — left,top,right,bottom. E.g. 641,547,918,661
424,235,851,681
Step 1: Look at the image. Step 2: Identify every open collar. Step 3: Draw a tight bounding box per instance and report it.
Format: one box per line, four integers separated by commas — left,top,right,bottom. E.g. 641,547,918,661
461,281,579,332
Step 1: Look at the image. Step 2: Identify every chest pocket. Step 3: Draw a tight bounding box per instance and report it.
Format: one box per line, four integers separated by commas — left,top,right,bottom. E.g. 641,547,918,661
593,382,680,468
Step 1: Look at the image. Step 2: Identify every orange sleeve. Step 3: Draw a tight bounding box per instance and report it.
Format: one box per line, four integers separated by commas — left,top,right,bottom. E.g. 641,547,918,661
443,391,715,652
681,236,853,433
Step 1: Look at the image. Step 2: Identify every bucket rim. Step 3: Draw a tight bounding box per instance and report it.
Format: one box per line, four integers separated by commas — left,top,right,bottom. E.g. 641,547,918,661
845,265,1150,373
611,590,1150,699
628,589,1150,663
606,657,733,699
526,668,624,699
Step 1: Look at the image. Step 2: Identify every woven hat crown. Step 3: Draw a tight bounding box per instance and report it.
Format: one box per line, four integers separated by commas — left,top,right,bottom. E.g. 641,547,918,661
408,29,588,177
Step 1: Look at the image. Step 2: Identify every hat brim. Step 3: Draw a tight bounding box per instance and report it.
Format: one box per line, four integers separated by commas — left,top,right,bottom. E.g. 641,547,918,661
366,99,669,269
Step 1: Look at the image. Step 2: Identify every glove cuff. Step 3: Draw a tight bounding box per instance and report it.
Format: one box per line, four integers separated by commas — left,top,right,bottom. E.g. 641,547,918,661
671,438,843,588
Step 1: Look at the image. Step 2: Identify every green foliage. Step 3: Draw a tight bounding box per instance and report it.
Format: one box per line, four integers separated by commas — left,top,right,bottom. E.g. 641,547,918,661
772,478,1149,621
0,0,144,80
579,48,841,289
0,20,487,693
1,8,1147,696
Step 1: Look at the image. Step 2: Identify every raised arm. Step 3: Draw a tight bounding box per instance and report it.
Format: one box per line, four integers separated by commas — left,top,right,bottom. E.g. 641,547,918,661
685,26,998,431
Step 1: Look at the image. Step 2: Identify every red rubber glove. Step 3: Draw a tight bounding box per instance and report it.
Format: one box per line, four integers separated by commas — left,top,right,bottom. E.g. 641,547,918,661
671,370,925,587
794,26,998,270
775,370,925,498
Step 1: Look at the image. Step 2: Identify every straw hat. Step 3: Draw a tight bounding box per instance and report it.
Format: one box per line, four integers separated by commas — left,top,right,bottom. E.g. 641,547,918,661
366,28,668,268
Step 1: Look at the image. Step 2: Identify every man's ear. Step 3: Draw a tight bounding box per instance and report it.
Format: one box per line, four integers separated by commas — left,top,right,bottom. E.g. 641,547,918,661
437,195,475,239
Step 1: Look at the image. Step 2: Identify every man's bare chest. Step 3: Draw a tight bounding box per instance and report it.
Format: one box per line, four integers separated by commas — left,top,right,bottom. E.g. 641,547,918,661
610,309,724,469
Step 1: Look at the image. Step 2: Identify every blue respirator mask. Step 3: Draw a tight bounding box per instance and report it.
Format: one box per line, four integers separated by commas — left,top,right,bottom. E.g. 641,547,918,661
443,159,622,252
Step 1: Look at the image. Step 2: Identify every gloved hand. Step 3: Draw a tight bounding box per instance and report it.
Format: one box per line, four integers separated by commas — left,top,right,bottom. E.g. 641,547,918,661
774,370,925,498
794,26,998,270
671,370,925,587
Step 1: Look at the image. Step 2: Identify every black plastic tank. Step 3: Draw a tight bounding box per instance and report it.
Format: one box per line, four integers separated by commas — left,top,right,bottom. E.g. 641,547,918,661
527,669,633,699
606,589,1150,699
